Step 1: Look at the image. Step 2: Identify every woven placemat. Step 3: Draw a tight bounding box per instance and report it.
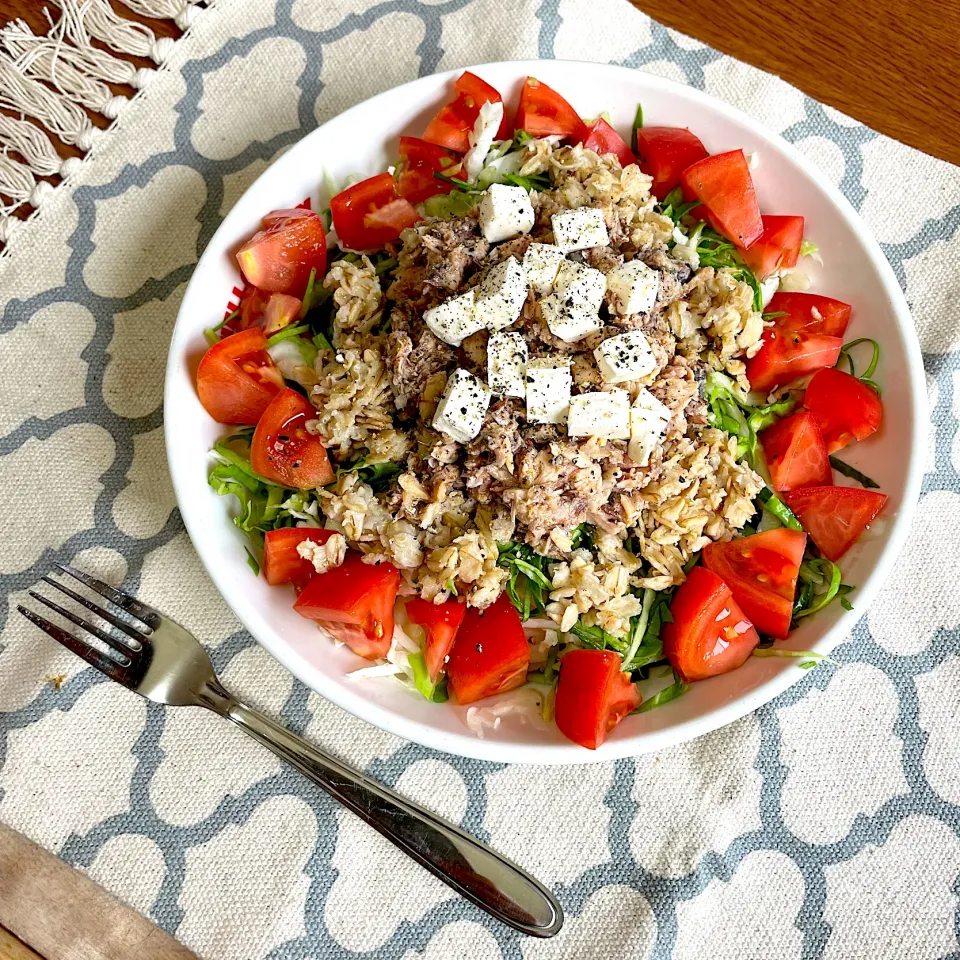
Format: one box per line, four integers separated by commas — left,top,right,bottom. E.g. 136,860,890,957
0,1,958,958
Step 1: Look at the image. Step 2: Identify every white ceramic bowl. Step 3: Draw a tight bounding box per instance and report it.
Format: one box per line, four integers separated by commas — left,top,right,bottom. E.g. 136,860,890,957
165,60,925,764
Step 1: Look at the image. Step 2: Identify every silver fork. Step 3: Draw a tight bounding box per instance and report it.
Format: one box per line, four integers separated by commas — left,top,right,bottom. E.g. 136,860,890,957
19,563,563,938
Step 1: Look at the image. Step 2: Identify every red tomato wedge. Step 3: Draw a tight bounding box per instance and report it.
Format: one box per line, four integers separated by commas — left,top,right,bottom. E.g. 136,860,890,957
703,529,807,639
294,553,400,659
330,173,422,251
446,594,530,705
515,77,588,142
221,288,302,339
196,327,284,424
583,118,635,167
263,527,334,587
783,486,888,561
555,649,640,750
422,71,508,153
261,293,302,336
406,597,466,682
746,329,844,393
804,367,882,454
236,207,327,296
760,410,833,492
740,215,805,279
766,292,852,337
681,149,763,248
250,388,334,489
633,126,708,199
663,567,761,683
396,136,459,204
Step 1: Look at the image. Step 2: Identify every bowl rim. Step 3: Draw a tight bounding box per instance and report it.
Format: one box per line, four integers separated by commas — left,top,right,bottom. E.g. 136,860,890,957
164,59,926,764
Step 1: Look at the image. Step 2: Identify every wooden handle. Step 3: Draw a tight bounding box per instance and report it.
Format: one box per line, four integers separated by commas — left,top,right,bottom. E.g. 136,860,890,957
0,823,198,960
0,926,44,960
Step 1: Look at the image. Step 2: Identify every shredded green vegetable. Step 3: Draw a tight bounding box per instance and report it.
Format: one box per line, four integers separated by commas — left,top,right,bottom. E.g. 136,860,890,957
335,456,402,493
829,456,880,489
758,487,805,531
703,371,796,466
799,238,819,258
836,338,882,394
204,310,237,345
659,188,763,310
208,433,313,563
635,672,688,713
409,652,449,702
501,172,552,192
422,190,481,218
433,171,483,193
569,523,594,551
630,101,644,151
298,267,318,320
622,589,656,669
497,542,554,621
266,323,310,346
752,647,832,665
792,558,849,623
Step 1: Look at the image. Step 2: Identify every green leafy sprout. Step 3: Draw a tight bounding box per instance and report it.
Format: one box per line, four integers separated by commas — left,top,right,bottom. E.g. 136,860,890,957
836,337,882,395
630,101,643,152
829,456,880,489
703,371,797,467
659,187,764,311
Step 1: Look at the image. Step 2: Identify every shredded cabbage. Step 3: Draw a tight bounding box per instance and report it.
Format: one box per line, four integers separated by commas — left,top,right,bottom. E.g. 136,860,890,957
267,337,317,380
476,148,526,189
760,275,780,308
463,100,504,181
465,686,550,737
422,191,479,218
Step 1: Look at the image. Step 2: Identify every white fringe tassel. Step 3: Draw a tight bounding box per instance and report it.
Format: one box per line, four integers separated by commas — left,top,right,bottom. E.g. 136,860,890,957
2,21,127,118
0,112,82,179
120,0,205,32
0,53,97,150
0,0,204,245
46,0,176,65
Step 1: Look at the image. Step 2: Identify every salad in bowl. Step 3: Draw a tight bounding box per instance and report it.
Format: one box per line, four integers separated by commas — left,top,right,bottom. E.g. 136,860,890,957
192,71,893,751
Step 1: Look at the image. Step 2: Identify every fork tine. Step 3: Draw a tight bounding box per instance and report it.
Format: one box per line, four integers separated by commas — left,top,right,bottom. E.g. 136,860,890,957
54,562,161,629
28,591,137,665
18,606,131,683
41,576,147,647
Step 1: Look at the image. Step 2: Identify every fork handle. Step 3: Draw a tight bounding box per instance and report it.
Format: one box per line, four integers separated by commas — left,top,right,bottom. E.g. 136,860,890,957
201,681,562,938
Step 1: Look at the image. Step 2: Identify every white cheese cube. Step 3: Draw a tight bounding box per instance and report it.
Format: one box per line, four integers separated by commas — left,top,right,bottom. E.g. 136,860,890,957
551,206,610,252
594,331,656,383
479,183,535,243
475,256,528,331
541,292,603,343
554,259,607,312
525,359,572,425
605,259,659,316
432,368,492,444
567,389,631,439
487,331,528,398
628,388,672,465
522,243,566,295
423,290,484,346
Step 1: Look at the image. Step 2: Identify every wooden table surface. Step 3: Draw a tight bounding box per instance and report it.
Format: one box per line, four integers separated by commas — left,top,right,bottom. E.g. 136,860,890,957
629,0,960,166
0,0,955,957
